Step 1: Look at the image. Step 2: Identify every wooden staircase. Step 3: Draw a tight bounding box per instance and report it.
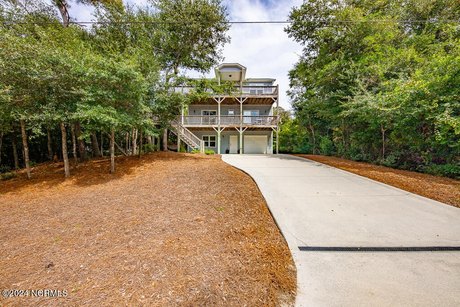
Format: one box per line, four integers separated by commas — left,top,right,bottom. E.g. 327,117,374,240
170,121,204,153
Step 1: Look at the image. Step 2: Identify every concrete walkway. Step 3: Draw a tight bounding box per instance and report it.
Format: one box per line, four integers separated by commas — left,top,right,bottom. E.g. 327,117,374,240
222,154,460,307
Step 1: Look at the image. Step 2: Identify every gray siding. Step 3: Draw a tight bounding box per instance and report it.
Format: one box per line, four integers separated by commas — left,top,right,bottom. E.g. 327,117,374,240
191,130,273,154
188,105,273,116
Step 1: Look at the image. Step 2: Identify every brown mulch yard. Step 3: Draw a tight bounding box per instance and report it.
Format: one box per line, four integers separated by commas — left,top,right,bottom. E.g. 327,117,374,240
0,152,296,306
295,155,460,208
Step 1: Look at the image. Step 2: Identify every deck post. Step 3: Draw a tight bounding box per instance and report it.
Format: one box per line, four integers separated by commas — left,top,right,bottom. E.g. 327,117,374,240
217,99,221,154
276,127,279,154
181,104,184,125
239,130,243,154
238,97,246,154
177,130,181,152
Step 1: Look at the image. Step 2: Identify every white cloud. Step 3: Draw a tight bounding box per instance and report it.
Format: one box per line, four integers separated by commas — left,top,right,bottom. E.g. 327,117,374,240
49,0,303,109
192,0,303,109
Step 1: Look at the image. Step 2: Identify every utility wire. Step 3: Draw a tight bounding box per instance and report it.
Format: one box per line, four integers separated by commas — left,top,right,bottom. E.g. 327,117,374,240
2,19,460,25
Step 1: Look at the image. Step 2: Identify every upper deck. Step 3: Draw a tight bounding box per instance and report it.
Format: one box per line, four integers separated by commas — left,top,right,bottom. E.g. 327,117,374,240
174,85,279,105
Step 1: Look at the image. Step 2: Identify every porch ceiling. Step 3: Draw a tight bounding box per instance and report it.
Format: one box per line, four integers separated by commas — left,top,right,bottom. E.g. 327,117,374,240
190,97,276,105
186,126,275,132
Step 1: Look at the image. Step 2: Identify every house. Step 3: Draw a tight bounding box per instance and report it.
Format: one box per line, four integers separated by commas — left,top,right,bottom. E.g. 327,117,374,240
174,63,280,154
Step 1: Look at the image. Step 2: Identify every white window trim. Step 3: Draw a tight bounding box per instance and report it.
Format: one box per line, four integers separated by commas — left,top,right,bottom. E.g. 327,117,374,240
201,110,217,116
202,135,217,148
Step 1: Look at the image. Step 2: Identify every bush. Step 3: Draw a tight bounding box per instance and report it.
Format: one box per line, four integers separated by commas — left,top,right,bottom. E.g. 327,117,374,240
1,172,16,181
380,152,399,168
319,136,334,156
205,149,215,155
143,143,156,153
422,163,460,179
191,148,201,154
0,165,12,174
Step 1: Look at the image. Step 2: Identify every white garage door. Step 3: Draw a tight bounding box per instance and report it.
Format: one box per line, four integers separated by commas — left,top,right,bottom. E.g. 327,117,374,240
244,135,267,154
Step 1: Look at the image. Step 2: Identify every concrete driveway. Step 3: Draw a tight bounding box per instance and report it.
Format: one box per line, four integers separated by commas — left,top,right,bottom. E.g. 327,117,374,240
222,154,460,307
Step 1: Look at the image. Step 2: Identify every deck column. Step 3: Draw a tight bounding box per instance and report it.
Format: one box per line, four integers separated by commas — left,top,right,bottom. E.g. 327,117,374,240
276,127,279,154
217,100,221,154
177,133,181,152
217,130,221,154
239,98,243,154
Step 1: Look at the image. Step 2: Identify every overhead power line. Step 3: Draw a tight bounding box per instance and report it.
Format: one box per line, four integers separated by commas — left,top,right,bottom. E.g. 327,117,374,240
2,19,460,25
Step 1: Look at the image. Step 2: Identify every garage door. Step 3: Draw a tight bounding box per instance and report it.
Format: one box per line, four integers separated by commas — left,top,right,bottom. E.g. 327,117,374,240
244,135,267,154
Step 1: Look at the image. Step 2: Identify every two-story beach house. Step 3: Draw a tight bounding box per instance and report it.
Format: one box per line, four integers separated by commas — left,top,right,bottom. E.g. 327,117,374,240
173,63,280,154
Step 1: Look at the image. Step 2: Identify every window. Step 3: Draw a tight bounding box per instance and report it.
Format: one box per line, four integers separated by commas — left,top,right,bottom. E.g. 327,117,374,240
228,109,235,116
202,110,217,124
203,135,216,148
202,110,217,116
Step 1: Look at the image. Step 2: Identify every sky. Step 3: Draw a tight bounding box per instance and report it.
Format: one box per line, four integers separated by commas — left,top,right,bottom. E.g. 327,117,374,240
56,0,303,109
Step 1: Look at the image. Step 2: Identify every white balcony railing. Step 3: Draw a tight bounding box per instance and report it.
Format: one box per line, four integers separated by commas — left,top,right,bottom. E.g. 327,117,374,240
181,115,279,126
174,85,278,96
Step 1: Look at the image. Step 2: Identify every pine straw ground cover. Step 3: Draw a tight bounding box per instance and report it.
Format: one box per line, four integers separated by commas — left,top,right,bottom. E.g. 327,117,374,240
0,152,296,306
295,155,460,208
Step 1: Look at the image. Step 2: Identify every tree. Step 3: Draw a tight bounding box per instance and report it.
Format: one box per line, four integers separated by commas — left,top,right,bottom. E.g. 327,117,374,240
284,0,460,177
149,0,230,150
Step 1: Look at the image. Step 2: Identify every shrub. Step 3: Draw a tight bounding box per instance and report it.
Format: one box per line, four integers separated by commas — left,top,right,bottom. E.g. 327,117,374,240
422,163,460,179
0,165,12,174
205,149,215,155
319,136,334,156
380,152,399,168
191,149,201,154
1,172,16,181
143,143,156,153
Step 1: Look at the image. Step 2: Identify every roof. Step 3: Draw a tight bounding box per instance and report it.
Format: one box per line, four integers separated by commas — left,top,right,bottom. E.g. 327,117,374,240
245,78,277,83
215,63,247,82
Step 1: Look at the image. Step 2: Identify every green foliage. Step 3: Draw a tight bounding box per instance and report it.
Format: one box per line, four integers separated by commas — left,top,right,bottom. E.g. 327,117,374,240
142,143,156,153
0,0,229,174
0,172,16,181
319,136,334,156
278,115,311,154
283,0,460,177
205,149,215,155
151,0,230,75
0,165,12,174
191,148,201,154
421,163,460,179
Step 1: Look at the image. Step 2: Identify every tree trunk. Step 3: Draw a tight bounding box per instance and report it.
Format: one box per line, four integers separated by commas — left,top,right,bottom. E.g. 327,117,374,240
56,0,70,27
11,134,19,170
308,119,316,155
132,128,138,156
91,132,101,157
74,122,86,161
138,128,143,158
162,128,168,151
0,130,3,166
60,122,70,178
70,123,78,166
125,132,129,154
110,128,115,174
147,135,153,145
100,131,104,157
47,127,53,161
20,120,31,179
381,124,386,160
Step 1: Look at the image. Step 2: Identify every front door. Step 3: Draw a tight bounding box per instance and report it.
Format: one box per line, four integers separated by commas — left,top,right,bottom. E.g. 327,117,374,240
229,135,238,154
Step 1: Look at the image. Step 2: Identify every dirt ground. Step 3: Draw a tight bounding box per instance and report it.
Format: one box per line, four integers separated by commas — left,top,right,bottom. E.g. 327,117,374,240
0,152,296,306
296,155,460,208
